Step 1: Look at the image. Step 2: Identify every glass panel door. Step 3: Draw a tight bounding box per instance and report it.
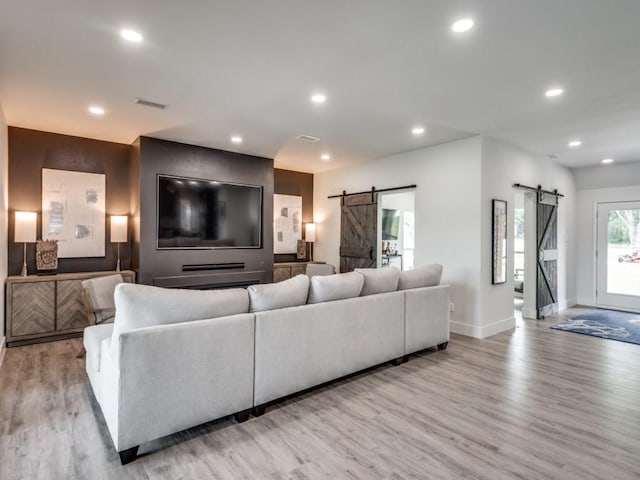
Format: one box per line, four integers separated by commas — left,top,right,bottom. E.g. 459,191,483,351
596,202,640,311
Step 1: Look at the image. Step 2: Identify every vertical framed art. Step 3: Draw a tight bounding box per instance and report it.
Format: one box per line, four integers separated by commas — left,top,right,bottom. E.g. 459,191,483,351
42,168,106,258
492,199,508,284
273,194,302,254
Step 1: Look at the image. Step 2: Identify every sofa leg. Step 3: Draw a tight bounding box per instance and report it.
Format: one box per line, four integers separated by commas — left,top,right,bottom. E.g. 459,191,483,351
118,446,139,465
392,355,408,366
252,405,267,417
234,409,251,423
437,342,449,351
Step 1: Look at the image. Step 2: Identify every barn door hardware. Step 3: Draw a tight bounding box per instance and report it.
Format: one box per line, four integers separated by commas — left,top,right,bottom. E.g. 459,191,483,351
329,184,417,200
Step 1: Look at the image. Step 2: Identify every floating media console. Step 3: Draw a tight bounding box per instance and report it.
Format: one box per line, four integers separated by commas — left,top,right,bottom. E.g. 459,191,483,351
153,270,266,290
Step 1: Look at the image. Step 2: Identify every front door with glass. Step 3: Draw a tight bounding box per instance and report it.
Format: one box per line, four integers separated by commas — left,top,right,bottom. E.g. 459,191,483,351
596,202,640,311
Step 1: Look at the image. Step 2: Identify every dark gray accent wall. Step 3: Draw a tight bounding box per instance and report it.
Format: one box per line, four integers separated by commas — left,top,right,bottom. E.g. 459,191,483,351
133,137,274,287
7,127,131,276
273,168,314,263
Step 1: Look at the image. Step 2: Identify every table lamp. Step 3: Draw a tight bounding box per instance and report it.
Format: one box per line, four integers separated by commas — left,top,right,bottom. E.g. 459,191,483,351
110,215,128,271
15,211,37,276
305,223,316,262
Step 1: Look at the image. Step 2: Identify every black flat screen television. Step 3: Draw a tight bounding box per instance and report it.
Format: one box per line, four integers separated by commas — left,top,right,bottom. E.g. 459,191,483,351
157,174,263,249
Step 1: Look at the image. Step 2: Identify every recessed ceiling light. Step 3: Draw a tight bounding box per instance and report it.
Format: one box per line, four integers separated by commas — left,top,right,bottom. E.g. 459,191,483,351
412,126,425,135
451,18,474,33
602,158,614,164
88,105,105,116
120,29,143,43
231,136,242,144
311,93,326,104
321,153,331,161
568,140,582,147
545,88,564,98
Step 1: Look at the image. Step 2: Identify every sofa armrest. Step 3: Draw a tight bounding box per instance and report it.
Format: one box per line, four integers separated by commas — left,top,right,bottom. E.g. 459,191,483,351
108,313,255,451
404,285,450,354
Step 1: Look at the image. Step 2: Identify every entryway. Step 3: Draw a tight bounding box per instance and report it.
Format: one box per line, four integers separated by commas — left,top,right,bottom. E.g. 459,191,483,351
514,191,525,319
596,201,640,311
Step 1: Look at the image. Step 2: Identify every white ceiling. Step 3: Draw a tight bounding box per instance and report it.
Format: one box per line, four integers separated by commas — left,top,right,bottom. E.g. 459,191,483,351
2,0,640,173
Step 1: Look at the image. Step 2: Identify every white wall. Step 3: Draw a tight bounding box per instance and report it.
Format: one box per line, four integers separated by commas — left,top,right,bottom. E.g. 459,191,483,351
314,135,578,338
314,136,483,336
575,185,640,306
573,162,640,190
480,138,577,334
0,106,8,366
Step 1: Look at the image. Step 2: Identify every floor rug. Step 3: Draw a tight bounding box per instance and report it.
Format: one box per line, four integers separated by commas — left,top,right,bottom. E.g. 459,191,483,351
551,309,640,345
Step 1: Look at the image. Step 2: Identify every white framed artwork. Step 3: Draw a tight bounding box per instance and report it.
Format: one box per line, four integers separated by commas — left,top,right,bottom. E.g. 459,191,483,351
42,168,106,258
273,194,302,254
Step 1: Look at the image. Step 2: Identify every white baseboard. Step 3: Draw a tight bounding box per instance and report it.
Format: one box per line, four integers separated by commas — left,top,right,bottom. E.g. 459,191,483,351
480,316,516,339
559,297,578,310
451,316,516,339
450,320,480,338
576,296,595,307
0,336,5,370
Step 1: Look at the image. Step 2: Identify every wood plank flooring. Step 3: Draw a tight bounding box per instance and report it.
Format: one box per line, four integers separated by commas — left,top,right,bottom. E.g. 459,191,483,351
1,306,640,479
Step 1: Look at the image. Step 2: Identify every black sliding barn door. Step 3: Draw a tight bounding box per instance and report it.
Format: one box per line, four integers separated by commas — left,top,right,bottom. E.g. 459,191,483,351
340,192,378,272
536,191,558,318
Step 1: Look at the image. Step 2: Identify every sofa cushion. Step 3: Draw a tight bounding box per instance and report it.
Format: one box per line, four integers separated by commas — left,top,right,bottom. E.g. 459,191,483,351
397,264,443,290
308,271,364,304
354,267,400,296
84,323,114,373
111,283,249,353
248,274,309,312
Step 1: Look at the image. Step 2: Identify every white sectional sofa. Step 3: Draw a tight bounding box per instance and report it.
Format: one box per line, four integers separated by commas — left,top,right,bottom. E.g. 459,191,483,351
84,265,450,464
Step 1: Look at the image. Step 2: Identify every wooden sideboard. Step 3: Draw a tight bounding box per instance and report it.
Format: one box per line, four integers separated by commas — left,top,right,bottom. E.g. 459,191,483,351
273,262,309,282
273,262,330,282
5,270,135,347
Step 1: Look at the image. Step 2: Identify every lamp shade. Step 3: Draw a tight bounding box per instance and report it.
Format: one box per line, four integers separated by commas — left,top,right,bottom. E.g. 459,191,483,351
305,223,316,243
110,215,128,243
15,211,37,243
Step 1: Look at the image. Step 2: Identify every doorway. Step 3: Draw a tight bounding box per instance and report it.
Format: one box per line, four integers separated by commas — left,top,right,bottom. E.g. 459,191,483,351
378,191,415,271
596,201,640,311
514,191,525,317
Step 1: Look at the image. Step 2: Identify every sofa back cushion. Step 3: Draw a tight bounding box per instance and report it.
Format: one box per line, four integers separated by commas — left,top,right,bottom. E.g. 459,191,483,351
354,267,400,296
111,283,249,355
248,274,309,312
308,271,364,304
397,264,443,290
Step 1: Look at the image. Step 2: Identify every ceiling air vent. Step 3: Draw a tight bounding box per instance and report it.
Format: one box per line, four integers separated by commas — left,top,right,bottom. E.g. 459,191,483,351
296,134,320,143
547,154,559,159
135,98,168,110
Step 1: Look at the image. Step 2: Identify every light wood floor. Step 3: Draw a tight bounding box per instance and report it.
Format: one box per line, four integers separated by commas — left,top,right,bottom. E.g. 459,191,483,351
2,306,639,479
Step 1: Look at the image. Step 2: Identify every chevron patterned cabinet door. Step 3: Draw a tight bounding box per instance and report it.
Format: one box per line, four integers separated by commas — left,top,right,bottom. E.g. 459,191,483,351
57,280,90,331
6,270,135,347
11,281,55,337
